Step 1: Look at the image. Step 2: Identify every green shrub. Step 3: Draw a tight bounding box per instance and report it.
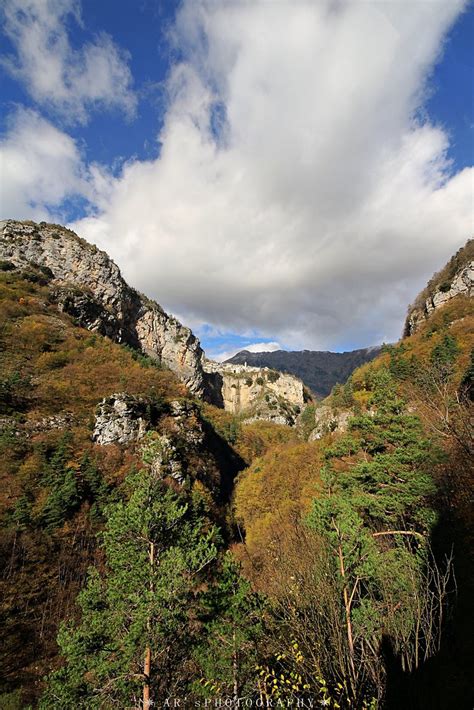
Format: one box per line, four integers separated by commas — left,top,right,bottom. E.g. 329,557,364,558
438,281,451,293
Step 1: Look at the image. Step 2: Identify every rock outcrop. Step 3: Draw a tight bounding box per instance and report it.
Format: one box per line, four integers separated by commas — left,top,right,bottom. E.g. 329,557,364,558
93,394,206,485
307,405,352,440
225,345,383,398
145,434,186,485
0,220,205,395
404,240,474,336
93,393,160,445
203,360,305,425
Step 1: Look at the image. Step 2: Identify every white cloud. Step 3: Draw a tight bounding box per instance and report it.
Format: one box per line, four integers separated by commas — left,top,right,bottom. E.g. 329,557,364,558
3,1,472,351
1,0,136,123
244,342,281,354
0,107,86,220
212,341,282,363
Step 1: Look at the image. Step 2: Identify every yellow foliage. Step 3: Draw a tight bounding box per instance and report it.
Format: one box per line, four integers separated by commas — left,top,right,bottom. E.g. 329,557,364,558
235,421,298,463
233,440,322,581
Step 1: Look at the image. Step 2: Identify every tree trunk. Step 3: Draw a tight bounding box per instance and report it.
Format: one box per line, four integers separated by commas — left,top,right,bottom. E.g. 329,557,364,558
337,540,357,689
143,646,151,708
143,541,154,708
232,626,238,707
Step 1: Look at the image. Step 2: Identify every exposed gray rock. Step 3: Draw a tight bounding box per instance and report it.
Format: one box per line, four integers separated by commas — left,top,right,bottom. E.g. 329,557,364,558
203,359,304,425
0,220,205,395
405,260,473,336
243,412,291,426
93,393,151,445
307,405,352,441
225,346,383,398
25,413,77,436
167,400,205,446
0,220,308,418
51,286,120,339
144,434,185,485
0,413,77,438
93,394,203,485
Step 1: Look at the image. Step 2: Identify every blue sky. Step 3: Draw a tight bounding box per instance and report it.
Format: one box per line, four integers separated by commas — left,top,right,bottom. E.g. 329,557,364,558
1,0,472,359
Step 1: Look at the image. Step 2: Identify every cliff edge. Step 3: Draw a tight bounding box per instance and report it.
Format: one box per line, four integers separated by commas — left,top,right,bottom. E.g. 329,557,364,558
0,220,206,395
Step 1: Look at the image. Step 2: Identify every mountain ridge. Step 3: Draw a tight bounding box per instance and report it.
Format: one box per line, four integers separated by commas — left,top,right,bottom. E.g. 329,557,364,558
404,238,473,336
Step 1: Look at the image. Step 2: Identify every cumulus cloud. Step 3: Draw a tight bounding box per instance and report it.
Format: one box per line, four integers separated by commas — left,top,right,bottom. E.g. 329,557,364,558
0,107,86,219
1,0,136,123
68,0,472,350
2,1,472,351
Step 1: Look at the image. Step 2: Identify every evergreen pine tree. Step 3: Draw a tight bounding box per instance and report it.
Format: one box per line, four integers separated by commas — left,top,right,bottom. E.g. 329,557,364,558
41,466,219,708
193,552,264,703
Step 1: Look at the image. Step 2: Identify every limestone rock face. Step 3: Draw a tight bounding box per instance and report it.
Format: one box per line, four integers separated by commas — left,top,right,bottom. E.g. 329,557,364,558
144,435,185,485
203,360,305,425
51,286,120,339
307,405,352,441
167,400,205,446
0,220,205,395
93,394,205,485
405,260,474,336
93,393,154,445
92,395,203,446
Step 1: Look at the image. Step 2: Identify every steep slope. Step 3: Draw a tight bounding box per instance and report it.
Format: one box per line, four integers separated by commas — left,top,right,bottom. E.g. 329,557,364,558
203,359,306,425
1,230,472,708
226,346,383,397
0,220,206,395
404,238,473,336
0,221,308,423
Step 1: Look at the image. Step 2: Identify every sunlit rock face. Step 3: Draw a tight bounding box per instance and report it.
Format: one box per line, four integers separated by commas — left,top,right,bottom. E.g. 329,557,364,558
0,220,206,395
203,359,305,425
92,394,206,486
93,393,152,445
0,220,307,419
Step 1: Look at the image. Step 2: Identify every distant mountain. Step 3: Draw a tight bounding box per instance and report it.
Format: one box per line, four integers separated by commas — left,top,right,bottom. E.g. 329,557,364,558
225,346,383,398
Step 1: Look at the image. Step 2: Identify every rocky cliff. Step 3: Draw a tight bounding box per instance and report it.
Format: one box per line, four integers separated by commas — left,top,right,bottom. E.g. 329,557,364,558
203,360,305,425
404,239,474,336
0,220,205,395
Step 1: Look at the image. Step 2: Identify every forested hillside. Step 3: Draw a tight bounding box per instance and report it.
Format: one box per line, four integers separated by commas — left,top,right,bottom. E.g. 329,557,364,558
0,238,472,709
